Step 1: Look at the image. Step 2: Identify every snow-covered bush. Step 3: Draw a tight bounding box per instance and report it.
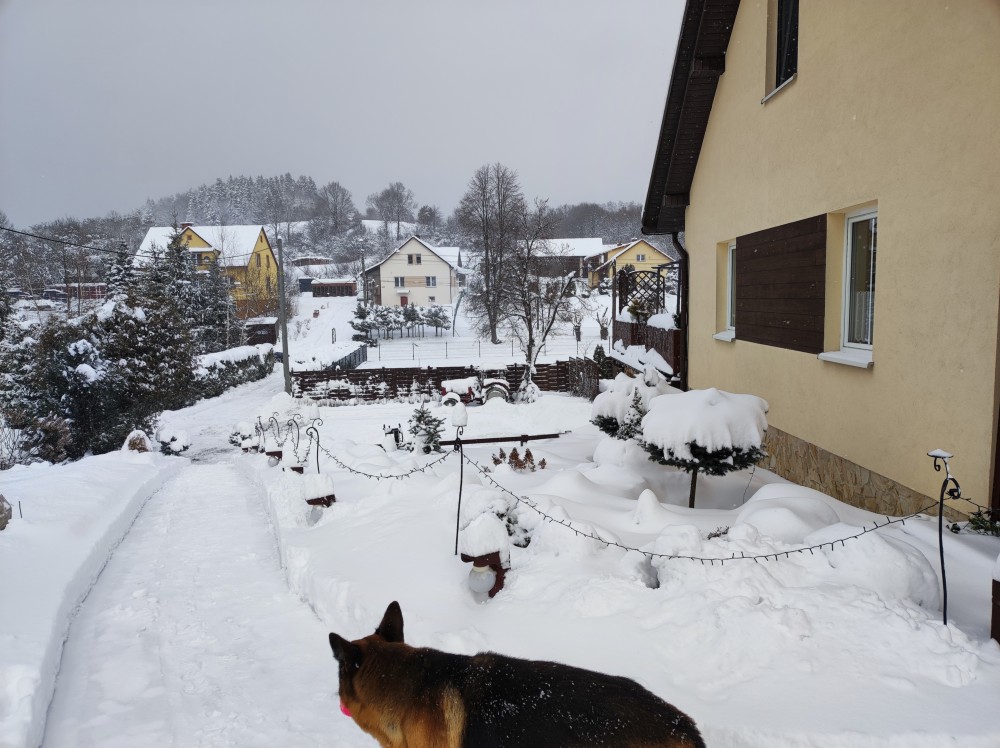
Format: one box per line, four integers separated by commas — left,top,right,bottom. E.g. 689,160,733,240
229,421,255,450
590,366,676,440
194,345,275,400
157,427,191,456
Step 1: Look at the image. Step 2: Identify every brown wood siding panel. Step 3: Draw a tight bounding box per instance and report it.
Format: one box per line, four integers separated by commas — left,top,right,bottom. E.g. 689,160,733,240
735,214,827,354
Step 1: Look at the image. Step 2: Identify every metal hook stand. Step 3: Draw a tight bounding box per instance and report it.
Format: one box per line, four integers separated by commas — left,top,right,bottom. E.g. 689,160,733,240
269,413,283,445
928,449,961,626
306,418,324,474
287,414,302,455
453,425,465,556
254,418,266,452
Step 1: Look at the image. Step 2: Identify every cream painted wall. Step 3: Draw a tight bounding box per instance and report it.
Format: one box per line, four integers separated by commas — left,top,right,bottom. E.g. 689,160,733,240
374,238,458,307
684,1,1000,501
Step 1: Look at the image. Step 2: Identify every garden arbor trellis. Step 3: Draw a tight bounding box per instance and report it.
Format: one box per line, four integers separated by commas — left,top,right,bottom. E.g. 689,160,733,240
615,262,677,316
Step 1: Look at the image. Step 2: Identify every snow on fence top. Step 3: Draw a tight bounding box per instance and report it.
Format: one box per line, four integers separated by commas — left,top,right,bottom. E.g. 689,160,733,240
641,387,769,461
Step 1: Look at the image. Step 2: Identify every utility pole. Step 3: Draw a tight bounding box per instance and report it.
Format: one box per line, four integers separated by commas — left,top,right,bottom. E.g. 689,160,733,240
276,237,291,394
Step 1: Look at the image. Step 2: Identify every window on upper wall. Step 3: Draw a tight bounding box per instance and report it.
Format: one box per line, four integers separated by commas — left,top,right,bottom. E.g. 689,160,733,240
775,0,798,89
426,276,437,287
415,255,422,265
394,277,405,288
256,254,261,267
844,211,877,349
407,255,414,264
636,253,646,262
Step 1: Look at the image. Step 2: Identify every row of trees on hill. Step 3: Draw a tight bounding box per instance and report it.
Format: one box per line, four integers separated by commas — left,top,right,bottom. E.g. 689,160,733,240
0,232,246,465
1,171,656,303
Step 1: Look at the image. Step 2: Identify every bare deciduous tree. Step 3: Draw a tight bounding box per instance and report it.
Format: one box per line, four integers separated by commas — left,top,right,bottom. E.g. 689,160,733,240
320,181,358,236
456,163,526,344
499,200,577,394
366,182,416,241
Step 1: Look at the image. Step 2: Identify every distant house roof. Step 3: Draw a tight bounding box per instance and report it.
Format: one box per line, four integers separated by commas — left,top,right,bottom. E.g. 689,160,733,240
591,241,675,272
311,277,357,285
641,0,740,235
366,236,463,273
136,225,269,268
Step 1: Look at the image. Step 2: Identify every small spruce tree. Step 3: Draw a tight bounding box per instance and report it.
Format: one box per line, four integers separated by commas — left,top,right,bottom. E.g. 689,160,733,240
407,403,445,453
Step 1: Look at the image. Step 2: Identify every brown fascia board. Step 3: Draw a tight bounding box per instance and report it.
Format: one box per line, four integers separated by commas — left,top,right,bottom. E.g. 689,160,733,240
642,0,740,236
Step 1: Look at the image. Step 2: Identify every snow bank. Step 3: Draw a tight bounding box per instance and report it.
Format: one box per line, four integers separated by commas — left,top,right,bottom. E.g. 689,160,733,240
0,452,181,748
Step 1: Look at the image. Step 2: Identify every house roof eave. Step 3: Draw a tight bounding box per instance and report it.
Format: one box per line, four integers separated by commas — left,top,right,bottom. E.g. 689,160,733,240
642,0,741,236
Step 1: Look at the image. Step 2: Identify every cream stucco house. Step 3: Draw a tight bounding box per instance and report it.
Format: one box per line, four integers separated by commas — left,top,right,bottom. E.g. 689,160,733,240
364,236,463,307
642,0,1000,522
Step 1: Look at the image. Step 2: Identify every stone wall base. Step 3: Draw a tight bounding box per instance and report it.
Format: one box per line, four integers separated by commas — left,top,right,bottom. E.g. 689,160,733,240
760,426,943,518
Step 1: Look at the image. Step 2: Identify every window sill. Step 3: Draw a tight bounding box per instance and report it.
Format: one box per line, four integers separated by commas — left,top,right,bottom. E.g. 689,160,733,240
818,349,873,369
713,330,736,343
761,73,796,105
394,288,410,294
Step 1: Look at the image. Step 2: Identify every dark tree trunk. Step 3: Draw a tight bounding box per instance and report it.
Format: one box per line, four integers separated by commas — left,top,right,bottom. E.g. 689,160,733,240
688,467,699,509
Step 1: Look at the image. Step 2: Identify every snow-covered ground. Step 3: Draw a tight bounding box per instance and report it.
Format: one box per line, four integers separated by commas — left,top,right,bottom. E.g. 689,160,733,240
288,290,617,370
2,294,1000,748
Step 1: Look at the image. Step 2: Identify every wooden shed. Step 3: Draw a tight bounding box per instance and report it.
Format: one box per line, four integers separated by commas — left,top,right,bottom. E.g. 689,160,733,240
311,278,357,298
245,317,278,345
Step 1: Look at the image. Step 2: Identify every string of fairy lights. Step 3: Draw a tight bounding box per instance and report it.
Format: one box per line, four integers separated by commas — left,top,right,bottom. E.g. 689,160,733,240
458,451,950,565
253,415,984,564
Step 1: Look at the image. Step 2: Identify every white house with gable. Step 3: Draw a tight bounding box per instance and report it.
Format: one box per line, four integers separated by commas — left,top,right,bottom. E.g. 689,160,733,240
364,236,463,307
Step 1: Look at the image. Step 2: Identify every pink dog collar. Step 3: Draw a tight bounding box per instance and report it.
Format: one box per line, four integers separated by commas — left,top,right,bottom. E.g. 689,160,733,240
340,701,352,717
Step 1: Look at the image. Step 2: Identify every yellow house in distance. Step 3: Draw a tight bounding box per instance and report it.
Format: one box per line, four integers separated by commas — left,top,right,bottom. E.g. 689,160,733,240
137,224,279,318
586,239,674,288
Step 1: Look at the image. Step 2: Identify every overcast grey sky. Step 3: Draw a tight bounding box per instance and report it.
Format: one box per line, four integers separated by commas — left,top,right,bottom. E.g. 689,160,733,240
0,0,683,228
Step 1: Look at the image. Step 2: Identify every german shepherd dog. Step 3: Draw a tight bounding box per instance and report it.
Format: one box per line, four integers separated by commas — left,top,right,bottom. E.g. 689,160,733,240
328,602,706,748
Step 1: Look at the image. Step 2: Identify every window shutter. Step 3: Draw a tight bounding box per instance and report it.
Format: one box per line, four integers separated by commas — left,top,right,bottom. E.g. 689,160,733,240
734,214,826,354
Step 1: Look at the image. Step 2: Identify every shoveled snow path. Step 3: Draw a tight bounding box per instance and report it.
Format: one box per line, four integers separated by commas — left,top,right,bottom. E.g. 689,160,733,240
41,462,375,747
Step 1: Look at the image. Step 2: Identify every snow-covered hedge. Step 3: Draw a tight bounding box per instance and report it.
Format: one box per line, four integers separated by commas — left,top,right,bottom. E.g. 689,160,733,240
194,344,275,399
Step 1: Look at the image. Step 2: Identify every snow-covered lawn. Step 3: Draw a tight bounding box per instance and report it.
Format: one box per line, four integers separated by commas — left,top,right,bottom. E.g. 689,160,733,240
289,291,615,370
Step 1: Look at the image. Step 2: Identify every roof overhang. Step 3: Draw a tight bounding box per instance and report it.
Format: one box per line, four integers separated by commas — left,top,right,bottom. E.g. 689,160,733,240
642,0,740,235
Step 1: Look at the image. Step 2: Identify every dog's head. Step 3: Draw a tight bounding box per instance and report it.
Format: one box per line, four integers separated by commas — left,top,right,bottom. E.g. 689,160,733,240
328,601,405,712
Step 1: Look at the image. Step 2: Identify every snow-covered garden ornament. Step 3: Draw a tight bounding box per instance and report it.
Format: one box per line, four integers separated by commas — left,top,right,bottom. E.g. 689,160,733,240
641,388,768,508
459,507,510,600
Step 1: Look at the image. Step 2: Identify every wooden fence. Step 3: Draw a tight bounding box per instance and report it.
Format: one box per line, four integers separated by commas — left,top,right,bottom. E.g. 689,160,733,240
611,320,684,378
291,357,604,403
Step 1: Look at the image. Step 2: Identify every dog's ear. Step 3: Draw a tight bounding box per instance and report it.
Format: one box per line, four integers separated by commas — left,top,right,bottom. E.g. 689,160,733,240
329,633,362,669
374,601,404,643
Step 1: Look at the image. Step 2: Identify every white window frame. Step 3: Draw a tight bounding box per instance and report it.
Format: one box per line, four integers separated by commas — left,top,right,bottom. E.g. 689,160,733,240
636,253,646,262
842,210,877,352
819,209,876,368
713,242,737,342
394,276,405,288
425,276,437,287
